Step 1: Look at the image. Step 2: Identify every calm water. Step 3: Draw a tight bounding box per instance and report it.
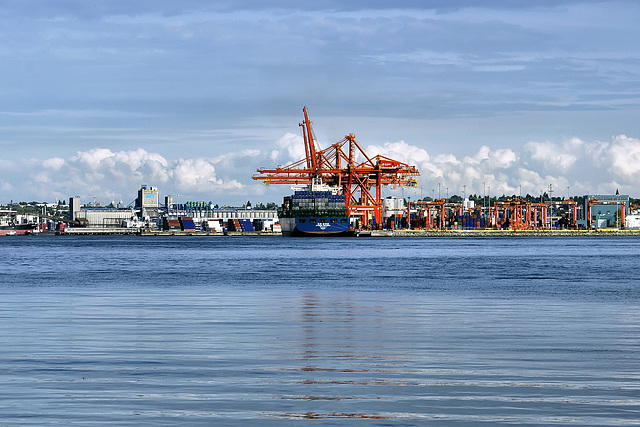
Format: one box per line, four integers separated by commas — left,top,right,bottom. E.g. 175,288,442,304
0,235,639,425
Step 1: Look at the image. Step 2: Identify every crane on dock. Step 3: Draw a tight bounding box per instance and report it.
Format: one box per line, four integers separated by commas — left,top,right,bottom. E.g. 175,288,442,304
253,107,420,228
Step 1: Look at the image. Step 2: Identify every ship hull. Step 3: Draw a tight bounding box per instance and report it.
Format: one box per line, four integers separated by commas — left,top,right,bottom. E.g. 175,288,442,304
280,217,353,237
0,224,36,236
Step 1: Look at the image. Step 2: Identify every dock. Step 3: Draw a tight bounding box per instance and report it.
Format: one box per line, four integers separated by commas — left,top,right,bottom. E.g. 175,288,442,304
371,229,640,237
51,227,640,237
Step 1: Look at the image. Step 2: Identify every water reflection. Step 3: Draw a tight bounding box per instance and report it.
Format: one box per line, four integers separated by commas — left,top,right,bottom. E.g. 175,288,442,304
270,291,415,419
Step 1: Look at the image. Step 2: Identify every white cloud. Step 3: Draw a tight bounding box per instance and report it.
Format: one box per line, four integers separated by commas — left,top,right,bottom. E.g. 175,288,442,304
5,133,640,204
486,148,518,169
433,153,460,165
368,142,520,195
72,148,116,169
173,158,221,190
462,145,489,164
517,135,640,194
211,149,261,168
18,148,252,202
42,157,65,170
607,134,640,177
367,135,640,198
366,140,430,165
524,140,579,170
275,132,306,164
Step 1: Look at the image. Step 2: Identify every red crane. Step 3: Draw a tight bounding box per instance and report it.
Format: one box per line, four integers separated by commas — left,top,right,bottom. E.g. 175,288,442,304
253,107,420,228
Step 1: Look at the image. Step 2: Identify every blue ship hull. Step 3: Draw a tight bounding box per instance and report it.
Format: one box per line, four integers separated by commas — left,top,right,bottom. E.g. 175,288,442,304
280,217,353,236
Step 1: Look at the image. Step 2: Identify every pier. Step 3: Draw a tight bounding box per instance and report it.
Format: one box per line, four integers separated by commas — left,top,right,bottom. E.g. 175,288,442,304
371,229,640,237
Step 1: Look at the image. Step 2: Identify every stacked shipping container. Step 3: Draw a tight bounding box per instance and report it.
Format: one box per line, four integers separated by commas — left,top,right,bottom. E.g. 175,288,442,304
284,191,347,218
453,214,489,230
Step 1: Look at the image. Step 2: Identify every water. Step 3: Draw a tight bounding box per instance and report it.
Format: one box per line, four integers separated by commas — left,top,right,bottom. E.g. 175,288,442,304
1,235,639,425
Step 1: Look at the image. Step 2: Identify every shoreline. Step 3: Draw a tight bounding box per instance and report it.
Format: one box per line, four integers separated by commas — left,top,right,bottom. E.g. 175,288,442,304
370,229,640,237
43,228,640,237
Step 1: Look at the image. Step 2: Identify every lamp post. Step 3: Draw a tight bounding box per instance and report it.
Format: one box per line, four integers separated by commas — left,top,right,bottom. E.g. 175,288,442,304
483,182,486,210
548,184,554,229
462,185,466,214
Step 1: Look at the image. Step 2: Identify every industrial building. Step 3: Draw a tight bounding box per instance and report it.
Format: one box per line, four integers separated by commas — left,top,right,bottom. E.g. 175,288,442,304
584,194,630,229
67,185,279,233
137,185,160,219
69,195,140,228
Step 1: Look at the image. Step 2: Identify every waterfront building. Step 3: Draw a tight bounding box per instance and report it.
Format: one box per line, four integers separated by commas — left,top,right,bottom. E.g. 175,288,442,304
69,196,81,222
68,186,278,232
586,194,630,229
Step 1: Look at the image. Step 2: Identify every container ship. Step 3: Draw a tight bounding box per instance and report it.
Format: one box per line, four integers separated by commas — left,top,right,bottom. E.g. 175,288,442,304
279,179,353,236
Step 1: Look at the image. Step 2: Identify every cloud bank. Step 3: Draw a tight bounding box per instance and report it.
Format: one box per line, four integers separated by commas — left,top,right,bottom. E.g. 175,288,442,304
3,148,251,204
3,133,639,205
368,135,640,198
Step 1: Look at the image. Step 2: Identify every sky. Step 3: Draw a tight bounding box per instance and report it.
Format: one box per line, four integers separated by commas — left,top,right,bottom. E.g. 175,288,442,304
1,0,640,206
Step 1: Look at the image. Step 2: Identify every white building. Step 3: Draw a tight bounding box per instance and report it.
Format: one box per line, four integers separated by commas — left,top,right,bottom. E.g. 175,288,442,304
382,196,405,218
626,214,640,229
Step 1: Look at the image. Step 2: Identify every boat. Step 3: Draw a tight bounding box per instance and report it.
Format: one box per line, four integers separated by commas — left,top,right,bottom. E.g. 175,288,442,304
279,178,354,237
0,210,38,235
0,223,36,236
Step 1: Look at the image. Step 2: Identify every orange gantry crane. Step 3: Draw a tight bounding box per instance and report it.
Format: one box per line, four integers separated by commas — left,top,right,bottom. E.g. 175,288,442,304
491,198,578,230
414,199,446,229
492,198,542,230
253,107,420,228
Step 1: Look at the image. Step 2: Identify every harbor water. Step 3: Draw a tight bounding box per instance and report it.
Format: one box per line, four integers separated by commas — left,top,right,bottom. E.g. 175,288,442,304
1,235,639,425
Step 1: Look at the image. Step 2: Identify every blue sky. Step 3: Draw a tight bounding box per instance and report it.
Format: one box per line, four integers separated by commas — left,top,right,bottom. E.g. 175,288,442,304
1,0,639,205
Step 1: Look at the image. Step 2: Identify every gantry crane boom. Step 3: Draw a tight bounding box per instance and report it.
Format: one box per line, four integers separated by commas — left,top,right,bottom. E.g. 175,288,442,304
300,106,318,171
253,107,420,227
